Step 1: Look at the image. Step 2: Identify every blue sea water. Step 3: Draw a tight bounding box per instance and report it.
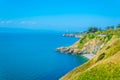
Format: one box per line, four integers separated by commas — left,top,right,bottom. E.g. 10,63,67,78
0,32,88,80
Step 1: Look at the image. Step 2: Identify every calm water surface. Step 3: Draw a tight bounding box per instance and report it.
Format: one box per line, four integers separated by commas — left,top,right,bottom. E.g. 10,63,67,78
0,32,88,80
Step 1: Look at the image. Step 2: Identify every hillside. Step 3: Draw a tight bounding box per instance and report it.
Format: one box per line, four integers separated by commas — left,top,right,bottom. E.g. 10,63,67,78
60,29,120,80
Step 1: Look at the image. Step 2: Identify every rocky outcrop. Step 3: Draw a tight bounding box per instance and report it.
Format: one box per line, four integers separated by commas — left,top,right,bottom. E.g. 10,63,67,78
62,33,83,38
56,47,72,54
79,38,103,54
56,38,104,56
56,40,81,54
56,47,80,54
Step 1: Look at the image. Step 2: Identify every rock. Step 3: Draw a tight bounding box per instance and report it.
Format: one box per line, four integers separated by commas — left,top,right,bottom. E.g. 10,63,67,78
56,37,103,55
56,46,80,54
56,47,72,54
56,47,70,53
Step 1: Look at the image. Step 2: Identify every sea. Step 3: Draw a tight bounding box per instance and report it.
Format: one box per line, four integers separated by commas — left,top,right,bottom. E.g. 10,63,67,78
0,31,88,80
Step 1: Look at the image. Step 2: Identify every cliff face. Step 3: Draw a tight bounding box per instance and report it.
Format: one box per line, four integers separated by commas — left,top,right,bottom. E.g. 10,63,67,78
76,38,103,54
57,33,104,55
60,29,120,80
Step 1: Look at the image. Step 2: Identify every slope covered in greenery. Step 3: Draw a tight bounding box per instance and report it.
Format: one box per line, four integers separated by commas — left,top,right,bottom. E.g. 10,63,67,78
60,28,120,80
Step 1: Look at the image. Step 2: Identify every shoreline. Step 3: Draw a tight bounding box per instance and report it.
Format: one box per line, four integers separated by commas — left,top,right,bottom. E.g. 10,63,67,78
62,33,83,38
56,33,97,60
81,53,96,59
56,47,96,60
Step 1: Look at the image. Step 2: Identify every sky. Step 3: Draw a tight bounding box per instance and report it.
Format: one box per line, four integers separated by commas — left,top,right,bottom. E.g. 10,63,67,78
0,0,120,32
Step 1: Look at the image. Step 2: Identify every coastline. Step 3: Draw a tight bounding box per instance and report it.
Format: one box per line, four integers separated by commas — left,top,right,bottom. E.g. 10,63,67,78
56,47,96,60
81,53,96,59
60,28,120,80
56,34,96,60
62,33,83,38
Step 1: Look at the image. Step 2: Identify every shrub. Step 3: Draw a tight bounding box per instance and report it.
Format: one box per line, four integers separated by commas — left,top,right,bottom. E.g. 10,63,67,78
88,34,95,39
88,26,99,33
96,53,105,62
116,24,120,29
106,46,111,50
105,35,112,43
106,26,114,30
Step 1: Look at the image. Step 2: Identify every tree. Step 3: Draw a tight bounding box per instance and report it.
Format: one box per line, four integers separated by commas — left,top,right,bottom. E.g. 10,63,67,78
98,28,102,31
88,26,99,33
106,26,114,30
116,24,120,29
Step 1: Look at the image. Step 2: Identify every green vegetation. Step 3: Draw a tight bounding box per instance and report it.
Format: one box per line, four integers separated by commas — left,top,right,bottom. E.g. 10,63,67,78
88,33,95,39
117,24,120,29
106,46,111,50
78,33,96,49
78,25,120,49
106,25,114,30
74,60,120,80
87,26,99,33
78,35,87,49
60,26,120,80
96,53,105,62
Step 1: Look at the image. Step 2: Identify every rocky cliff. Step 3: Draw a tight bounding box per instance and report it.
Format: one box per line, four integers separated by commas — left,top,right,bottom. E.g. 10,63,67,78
57,33,104,56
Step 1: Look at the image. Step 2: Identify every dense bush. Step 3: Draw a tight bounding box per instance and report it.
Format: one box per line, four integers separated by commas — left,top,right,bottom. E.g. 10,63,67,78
96,53,105,62
106,26,114,30
117,24,120,29
88,34,95,39
87,26,99,33
106,46,111,50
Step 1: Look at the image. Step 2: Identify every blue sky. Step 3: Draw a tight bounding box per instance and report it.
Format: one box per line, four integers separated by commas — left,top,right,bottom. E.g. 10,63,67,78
0,0,120,32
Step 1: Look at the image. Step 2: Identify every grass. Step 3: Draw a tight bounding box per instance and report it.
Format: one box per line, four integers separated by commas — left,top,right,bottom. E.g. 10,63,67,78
60,28,120,80
70,51,120,80
78,33,96,49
